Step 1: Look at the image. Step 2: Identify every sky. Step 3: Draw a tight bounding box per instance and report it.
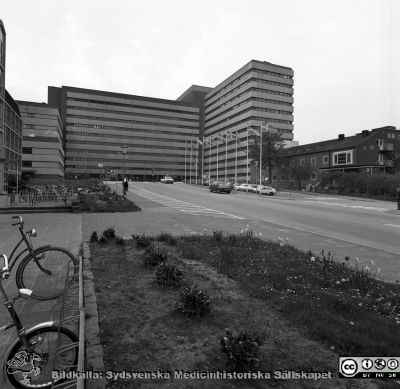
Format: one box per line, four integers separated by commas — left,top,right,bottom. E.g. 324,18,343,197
1,0,399,144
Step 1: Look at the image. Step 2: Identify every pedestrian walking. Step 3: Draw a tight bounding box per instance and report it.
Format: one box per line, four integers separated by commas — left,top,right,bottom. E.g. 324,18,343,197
122,177,129,198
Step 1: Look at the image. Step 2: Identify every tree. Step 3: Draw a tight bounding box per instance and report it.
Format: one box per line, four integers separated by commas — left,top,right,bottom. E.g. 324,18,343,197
291,164,313,190
248,131,286,182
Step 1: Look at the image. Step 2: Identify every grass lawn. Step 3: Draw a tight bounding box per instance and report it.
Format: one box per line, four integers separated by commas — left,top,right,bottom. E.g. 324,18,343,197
89,230,400,389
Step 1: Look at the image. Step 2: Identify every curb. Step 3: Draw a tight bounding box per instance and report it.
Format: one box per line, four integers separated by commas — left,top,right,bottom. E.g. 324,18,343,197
82,242,107,389
0,206,73,214
385,209,400,216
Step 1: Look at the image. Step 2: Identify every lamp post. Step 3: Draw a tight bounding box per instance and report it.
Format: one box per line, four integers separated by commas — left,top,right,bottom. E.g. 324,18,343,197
120,145,128,179
84,151,88,180
184,141,187,183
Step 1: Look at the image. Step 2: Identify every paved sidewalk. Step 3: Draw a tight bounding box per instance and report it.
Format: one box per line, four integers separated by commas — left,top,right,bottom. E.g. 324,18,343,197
0,213,83,389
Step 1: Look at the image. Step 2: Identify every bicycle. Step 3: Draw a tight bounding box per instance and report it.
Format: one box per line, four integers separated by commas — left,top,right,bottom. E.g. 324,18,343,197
5,216,78,301
0,254,78,389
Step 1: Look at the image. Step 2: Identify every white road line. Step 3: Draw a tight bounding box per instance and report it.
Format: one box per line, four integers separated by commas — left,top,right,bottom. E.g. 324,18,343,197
385,224,400,228
303,200,386,212
262,218,400,256
304,197,344,201
133,188,244,220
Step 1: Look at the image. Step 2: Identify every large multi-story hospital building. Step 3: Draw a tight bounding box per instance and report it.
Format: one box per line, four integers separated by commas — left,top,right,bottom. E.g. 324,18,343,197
48,86,200,181
47,60,294,182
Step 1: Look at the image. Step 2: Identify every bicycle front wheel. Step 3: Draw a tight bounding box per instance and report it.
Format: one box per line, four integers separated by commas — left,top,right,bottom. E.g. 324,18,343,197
6,325,78,389
16,247,78,300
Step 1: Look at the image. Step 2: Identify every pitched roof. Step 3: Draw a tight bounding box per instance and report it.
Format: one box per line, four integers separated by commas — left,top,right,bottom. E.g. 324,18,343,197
285,126,397,156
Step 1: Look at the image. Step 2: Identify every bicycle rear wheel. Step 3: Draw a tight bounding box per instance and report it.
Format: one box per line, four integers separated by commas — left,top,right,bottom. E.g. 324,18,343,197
16,247,78,300
6,325,78,389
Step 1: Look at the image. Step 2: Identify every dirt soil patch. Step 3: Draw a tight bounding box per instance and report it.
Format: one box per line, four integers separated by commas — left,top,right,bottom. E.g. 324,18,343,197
89,240,380,389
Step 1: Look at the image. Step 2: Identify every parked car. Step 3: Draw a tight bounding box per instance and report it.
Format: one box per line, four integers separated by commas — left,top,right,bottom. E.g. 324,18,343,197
209,181,232,194
248,184,258,193
160,176,174,184
237,184,249,192
257,185,277,196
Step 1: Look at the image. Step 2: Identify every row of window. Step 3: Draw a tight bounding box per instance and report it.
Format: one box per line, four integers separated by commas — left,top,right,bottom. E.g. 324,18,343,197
66,114,198,128
66,131,192,144
67,139,188,149
297,151,353,167
67,97,198,116
206,77,293,110
67,159,186,168
4,127,22,152
4,104,22,133
67,129,194,138
67,140,185,151
70,151,186,161
66,119,197,131
206,96,293,124
66,166,187,173
22,160,64,169
207,116,292,137
206,67,293,102
206,105,293,129
66,105,198,123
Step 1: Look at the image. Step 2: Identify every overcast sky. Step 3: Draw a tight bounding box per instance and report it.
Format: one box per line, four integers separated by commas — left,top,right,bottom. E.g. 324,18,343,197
1,0,399,144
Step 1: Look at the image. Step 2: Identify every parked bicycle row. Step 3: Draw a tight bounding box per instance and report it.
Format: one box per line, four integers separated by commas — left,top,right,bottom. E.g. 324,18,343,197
7,184,77,206
0,216,79,388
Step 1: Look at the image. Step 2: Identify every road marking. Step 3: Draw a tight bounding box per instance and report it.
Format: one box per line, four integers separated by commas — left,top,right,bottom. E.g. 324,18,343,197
385,224,400,228
302,200,387,212
262,218,400,256
304,197,344,201
132,187,244,219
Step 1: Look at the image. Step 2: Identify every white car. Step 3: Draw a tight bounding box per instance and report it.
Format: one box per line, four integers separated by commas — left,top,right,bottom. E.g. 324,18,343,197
160,176,174,184
257,185,277,196
237,184,249,192
248,184,258,193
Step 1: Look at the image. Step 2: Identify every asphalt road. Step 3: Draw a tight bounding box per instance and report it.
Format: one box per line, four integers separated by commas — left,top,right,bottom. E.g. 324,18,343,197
124,181,400,283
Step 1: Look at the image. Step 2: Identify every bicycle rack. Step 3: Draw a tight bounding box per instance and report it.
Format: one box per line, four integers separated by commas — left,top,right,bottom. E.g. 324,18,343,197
51,256,84,389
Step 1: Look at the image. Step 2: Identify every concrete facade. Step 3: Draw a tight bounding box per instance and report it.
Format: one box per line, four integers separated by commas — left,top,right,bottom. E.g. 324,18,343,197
17,101,65,183
203,60,294,183
0,20,23,194
48,86,200,181
2,90,23,193
0,20,5,193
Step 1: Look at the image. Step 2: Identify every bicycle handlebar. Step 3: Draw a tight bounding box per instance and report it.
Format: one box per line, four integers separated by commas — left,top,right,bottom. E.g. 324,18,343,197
11,216,23,227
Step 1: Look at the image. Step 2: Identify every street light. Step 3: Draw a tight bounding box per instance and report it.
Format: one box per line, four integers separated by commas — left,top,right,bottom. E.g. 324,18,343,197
120,145,128,179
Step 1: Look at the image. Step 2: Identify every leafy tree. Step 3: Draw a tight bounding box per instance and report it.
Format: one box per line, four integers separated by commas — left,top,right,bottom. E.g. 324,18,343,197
291,164,313,190
248,131,286,182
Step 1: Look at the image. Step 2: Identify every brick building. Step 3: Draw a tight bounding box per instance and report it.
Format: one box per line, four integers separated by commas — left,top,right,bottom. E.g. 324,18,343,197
272,126,400,189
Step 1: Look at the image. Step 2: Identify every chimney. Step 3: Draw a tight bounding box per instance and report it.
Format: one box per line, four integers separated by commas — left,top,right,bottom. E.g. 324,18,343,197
338,134,345,141
361,130,369,137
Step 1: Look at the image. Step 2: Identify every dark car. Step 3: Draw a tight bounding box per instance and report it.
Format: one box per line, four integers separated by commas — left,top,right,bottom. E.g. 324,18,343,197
209,181,231,194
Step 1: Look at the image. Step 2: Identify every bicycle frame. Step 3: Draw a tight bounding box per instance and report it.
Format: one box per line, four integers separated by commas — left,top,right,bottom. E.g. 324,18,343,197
0,254,56,352
7,221,51,275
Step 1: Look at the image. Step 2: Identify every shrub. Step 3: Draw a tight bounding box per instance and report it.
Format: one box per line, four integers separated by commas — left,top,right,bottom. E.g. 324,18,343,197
115,235,125,245
133,233,153,248
178,284,211,317
219,329,265,372
157,232,177,245
155,263,183,287
143,245,168,267
103,226,116,240
212,230,224,242
99,235,107,244
90,231,98,242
